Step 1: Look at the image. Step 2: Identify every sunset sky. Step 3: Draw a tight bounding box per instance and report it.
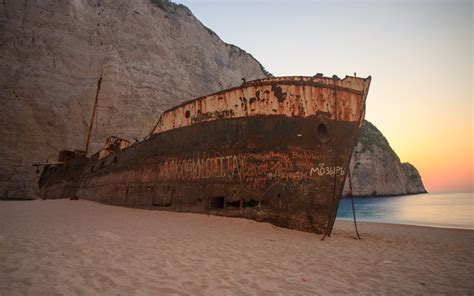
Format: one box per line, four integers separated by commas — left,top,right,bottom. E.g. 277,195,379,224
179,0,473,193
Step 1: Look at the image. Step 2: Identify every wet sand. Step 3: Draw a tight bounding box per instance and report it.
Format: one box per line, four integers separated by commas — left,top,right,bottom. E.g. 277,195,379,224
1,199,473,295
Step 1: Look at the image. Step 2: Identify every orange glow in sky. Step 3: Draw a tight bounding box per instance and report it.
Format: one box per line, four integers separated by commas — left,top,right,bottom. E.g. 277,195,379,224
181,0,473,193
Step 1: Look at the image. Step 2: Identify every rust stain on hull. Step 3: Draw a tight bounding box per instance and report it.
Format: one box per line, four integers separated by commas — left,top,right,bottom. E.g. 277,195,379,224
38,75,371,236
154,76,369,134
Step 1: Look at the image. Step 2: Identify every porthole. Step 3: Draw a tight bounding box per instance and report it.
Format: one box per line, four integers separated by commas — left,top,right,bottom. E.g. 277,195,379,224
316,123,330,143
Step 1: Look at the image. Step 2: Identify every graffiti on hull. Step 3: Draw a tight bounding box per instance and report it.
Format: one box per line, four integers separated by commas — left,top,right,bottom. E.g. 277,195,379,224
156,149,346,194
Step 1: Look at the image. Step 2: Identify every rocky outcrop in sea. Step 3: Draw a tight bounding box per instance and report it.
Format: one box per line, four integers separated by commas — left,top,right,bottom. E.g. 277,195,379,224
342,120,427,196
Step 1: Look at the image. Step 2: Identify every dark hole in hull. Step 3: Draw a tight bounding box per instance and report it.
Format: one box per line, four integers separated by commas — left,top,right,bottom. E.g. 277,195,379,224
153,202,171,207
243,199,258,208
317,123,329,143
225,200,240,208
210,196,224,209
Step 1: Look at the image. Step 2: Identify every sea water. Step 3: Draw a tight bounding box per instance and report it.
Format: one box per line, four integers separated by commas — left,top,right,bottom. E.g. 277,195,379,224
336,192,473,229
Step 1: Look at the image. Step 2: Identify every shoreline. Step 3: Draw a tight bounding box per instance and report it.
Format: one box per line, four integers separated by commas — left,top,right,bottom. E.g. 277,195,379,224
1,199,473,295
336,217,474,231
341,191,428,198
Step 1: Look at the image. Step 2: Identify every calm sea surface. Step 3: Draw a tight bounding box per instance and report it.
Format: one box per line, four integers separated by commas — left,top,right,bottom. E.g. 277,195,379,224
336,192,473,229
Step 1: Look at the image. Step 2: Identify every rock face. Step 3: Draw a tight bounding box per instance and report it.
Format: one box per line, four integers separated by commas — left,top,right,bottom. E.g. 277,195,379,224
0,0,267,199
0,0,426,199
343,120,427,197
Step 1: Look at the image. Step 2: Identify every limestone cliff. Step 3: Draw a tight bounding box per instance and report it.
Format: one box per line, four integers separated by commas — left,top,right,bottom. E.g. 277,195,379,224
0,0,267,199
342,120,427,197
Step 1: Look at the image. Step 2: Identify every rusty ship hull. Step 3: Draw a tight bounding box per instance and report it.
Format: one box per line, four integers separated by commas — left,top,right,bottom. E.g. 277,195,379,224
39,75,371,235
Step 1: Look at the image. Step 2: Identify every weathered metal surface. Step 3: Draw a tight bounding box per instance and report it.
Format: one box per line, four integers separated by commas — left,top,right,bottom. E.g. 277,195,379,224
85,77,102,155
38,154,88,199
32,162,65,166
38,75,371,235
153,75,370,134
98,136,130,159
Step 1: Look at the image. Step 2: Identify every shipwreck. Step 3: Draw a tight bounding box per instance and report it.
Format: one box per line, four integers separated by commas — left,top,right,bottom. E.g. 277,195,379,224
37,75,371,235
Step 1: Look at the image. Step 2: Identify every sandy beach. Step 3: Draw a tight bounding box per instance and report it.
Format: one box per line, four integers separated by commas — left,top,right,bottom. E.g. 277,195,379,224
1,199,473,295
